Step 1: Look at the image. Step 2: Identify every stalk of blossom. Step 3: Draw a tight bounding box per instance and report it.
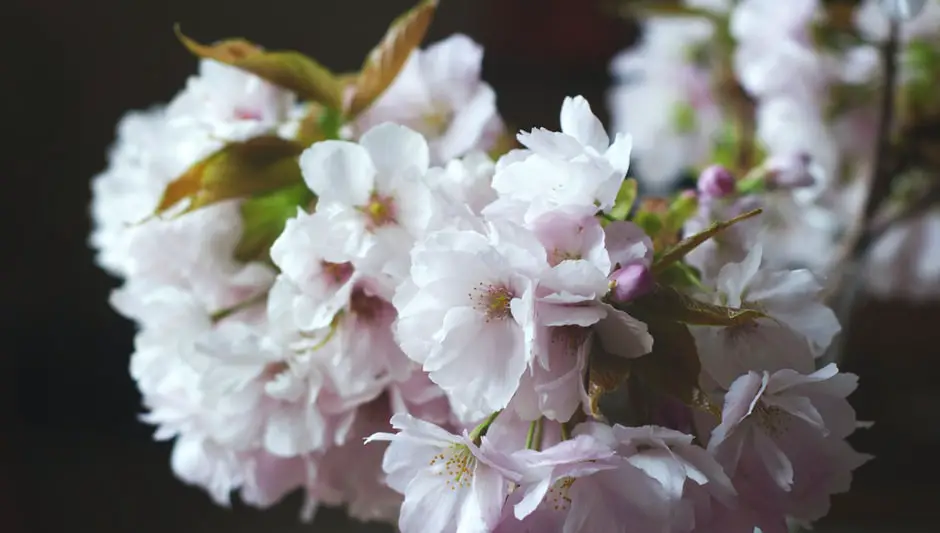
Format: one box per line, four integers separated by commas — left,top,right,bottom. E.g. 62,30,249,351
351,34,504,164
366,413,511,533
708,364,872,530
692,244,841,389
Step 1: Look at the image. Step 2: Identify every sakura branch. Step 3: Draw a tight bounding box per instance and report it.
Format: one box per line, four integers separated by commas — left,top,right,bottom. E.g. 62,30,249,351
90,0,873,531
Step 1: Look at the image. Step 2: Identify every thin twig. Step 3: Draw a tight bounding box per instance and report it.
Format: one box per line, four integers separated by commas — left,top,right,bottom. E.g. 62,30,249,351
823,20,902,365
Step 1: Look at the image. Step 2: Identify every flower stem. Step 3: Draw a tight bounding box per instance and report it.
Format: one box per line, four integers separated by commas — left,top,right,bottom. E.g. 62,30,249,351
560,421,572,441
469,410,502,444
525,420,539,450
533,418,544,451
209,290,269,323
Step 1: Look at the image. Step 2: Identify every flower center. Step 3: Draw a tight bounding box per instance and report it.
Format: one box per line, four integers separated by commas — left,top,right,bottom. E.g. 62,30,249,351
420,102,453,137
471,282,515,322
360,192,397,230
754,403,789,437
549,249,581,267
429,444,476,490
234,107,263,121
262,361,289,381
349,287,385,322
551,326,589,353
321,261,353,286
546,476,575,511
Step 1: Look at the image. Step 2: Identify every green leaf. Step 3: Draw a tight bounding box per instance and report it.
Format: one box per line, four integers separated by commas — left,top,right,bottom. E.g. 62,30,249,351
176,26,344,109
609,178,638,221
234,183,315,263
623,284,767,327
294,104,345,147
623,311,722,419
155,136,305,215
345,0,438,117
652,208,762,274
663,191,698,231
587,341,634,419
656,262,704,290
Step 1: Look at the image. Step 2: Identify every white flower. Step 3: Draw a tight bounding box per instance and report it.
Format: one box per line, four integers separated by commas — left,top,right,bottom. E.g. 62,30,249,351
366,414,511,533
299,123,441,295
167,59,296,142
425,150,497,215
269,211,358,332
693,244,841,388
485,96,631,225
394,221,546,418
608,17,722,193
352,35,503,164
708,365,871,527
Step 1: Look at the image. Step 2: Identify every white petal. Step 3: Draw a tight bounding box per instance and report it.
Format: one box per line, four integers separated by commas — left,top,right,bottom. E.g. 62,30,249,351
560,95,610,153
360,122,431,180
299,140,375,206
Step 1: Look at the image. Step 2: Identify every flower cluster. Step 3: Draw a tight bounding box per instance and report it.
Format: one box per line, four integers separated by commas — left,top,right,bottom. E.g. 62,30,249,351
609,0,940,298
90,1,871,531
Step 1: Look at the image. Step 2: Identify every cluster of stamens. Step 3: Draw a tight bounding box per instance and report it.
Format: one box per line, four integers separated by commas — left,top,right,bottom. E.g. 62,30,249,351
429,444,476,490
469,281,514,322
546,476,576,511
754,402,789,437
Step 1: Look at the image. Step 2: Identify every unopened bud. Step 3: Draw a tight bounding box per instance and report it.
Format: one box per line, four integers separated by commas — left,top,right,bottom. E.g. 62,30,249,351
697,165,736,199
610,263,654,302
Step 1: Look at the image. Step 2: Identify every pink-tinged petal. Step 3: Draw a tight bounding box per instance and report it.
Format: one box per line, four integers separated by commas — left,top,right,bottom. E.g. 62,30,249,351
422,34,484,95
604,221,653,271
560,96,610,153
676,445,738,507
516,128,585,159
716,244,763,308
436,85,498,162
514,476,553,519
464,464,510,532
753,429,794,492
593,305,653,359
360,122,431,179
766,363,853,396
540,260,611,302
434,315,529,413
763,394,826,434
399,471,460,533
299,140,375,206
603,132,633,175
626,448,689,500
710,372,767,449
538,301,608,328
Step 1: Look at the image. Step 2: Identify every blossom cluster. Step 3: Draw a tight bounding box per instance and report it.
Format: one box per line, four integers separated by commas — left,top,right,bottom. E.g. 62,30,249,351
609,0,940,298
90,2,871,532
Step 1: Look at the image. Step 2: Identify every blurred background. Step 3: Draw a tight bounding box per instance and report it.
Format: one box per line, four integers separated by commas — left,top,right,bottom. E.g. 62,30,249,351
3,0,938,532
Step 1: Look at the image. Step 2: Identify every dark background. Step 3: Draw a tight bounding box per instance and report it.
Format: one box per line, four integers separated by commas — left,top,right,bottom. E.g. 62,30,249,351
4,0,938,532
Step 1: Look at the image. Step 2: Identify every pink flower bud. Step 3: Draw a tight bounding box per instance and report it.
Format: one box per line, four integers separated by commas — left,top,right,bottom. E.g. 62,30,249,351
697,165,736,199
610,263,654,302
